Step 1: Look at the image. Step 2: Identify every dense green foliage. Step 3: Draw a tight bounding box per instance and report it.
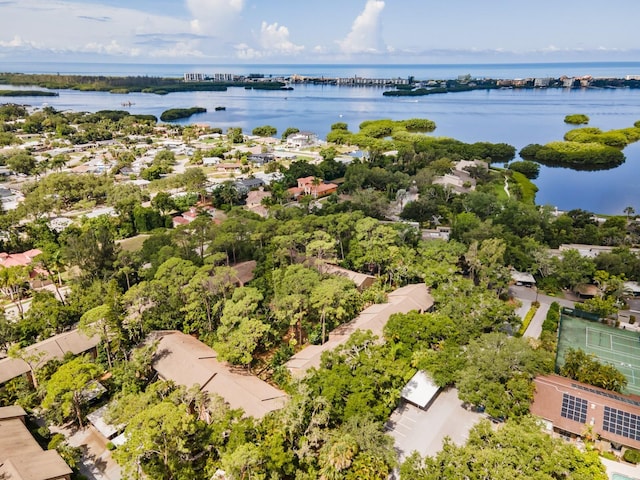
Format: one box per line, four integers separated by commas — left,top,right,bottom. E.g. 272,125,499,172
520,121,640,170
507,160,540,179
0,73,285,94
564,126,640,148
160,107,207,122
623,448,640,464
560,348,628,392
252,125,277,137
3,110,638,478
520,141,626,170
400,416,607,479
564,114,590,125
0,90,58,97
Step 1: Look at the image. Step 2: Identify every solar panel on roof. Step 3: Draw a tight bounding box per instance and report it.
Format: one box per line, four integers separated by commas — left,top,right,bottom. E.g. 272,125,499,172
572,383,640,407
561,393,588,423
603,406,640,441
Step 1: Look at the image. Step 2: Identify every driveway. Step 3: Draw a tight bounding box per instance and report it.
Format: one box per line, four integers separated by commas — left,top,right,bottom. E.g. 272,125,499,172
524,302,551,339
385,387,483,462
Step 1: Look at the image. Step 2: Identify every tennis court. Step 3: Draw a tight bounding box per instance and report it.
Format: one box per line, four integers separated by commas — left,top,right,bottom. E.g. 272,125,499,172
557,313,640,396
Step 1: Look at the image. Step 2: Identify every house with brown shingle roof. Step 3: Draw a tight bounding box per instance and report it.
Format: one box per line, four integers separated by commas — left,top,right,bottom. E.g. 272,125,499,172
285,283,433,377
0,329,100,385
0,406,72,480
150,331,287,419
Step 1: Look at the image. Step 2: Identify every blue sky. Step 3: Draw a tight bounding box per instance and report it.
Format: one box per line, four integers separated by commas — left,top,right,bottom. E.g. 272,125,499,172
1,0,639,64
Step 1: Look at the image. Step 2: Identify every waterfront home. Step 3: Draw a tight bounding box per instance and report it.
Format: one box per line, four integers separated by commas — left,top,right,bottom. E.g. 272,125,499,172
286,131,319,148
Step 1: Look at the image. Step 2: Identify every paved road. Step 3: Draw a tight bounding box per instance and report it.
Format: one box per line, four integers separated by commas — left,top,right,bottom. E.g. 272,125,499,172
510,286,578,339
509,285,576,309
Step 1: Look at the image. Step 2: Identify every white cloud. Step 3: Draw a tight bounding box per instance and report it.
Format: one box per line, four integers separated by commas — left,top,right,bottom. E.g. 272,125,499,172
186,0,245,34
0,0,204,59
0,35,41,49
80,40,142,57
338,0,385,54
234,42,261,60
258,22,304,55
233,20,304,59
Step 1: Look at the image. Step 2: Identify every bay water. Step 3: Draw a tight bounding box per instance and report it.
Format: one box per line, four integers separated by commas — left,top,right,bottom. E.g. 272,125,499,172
2,61,640,214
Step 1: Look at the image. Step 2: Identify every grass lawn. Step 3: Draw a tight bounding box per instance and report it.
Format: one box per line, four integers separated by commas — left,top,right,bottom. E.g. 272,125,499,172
510,171,538,204
491,178,509,201
117,234,151,252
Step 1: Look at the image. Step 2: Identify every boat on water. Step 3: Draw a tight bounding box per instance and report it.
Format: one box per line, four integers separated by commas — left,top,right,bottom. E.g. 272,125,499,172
121,101,135,107
215,106,226,111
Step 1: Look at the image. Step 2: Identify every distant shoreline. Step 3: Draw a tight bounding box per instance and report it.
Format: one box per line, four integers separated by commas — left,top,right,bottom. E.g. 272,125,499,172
1,71,639,97
1,60,639,81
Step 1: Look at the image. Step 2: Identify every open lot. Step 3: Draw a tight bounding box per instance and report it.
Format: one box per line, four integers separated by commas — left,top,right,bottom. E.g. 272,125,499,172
385,387,483,461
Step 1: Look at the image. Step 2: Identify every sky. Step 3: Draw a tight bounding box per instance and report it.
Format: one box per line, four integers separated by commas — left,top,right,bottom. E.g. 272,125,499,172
1,0,640,65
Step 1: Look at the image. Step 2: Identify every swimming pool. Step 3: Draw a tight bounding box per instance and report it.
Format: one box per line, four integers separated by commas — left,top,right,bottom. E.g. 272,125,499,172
613,473,640,480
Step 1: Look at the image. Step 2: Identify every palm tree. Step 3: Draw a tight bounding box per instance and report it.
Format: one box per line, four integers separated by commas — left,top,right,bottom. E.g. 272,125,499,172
320,435,358,479
217,181,239,206
0,266,30,319
114,250,137,290
50,153,69,172
34,248,66,304
311,176,322,198
624,206,636,221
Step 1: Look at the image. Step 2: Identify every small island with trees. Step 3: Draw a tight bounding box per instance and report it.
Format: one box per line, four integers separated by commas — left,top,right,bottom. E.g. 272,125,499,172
565,113,590,125
159,106,207,122
0,89,59,97
520,121,640,170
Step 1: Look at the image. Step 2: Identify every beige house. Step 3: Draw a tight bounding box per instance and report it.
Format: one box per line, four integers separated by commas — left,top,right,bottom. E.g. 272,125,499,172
285,283,434,377
0,329,100,385
151,331,287,419
0,406,72,480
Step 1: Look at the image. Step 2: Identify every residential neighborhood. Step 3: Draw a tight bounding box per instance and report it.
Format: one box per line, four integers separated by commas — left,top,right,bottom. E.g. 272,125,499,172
1,103,640,480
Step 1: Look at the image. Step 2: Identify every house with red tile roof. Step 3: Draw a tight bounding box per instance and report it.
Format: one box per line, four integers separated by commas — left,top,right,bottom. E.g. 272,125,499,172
0,249,49,285
287,176,338,200
0,249,42,269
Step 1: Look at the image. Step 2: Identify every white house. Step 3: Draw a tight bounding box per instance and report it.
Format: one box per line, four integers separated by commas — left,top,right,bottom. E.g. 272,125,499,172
286,131,319,148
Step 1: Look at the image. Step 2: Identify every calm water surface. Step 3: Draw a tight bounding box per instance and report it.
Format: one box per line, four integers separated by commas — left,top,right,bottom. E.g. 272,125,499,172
3,62,640,214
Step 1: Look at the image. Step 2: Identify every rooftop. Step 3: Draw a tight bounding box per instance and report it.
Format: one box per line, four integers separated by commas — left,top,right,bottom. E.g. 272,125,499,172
532,374,640,449
151,331,287,419
0,411,72,480
0,328,100,384
286,283,433,377
401,370,440,409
